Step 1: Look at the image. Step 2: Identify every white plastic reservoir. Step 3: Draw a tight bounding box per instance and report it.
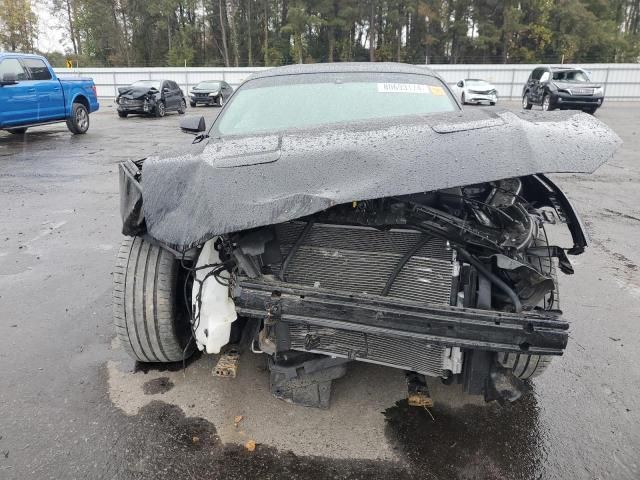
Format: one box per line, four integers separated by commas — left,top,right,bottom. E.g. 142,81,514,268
192,239,237,353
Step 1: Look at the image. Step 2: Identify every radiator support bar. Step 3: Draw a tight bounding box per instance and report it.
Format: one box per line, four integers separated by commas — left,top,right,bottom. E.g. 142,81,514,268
233,279,569,357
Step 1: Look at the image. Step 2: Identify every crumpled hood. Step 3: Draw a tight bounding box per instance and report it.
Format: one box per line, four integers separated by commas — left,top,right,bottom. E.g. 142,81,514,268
139,108,621,250
117,86,158,99
553,81,601,90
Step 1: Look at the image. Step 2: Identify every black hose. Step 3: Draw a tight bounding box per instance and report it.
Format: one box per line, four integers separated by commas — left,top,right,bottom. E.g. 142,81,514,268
456,247,523,313
279,220,315,281
381,235,431,296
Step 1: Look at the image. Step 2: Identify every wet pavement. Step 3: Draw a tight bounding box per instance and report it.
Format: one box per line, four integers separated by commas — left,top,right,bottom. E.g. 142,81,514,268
1,102,639,479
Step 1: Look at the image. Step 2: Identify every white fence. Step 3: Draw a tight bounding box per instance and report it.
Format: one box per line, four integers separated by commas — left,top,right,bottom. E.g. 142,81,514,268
54,63,640,101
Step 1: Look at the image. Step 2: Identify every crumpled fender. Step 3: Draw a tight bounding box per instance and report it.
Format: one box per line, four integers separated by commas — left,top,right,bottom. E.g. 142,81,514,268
130,108,621,251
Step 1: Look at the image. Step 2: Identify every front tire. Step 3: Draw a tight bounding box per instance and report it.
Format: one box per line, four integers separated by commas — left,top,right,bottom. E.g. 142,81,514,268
112,237,195,363
542,94,554,111
118,111,128,118
178,99,187,114
190,101,197,108
461,93,467,105
522,93,532,110
155,101,166,118
498,229,558,379
66,103,90,134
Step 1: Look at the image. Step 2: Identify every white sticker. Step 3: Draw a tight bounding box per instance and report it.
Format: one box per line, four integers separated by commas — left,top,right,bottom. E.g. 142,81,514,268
377,83,431,94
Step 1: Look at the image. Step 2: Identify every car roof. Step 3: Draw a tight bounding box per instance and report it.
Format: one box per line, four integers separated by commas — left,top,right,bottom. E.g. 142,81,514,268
0,52,45,59
247,62,439,81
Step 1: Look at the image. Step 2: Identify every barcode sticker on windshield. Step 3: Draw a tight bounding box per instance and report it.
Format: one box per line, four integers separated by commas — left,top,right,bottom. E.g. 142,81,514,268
377,83,431,94
430,86,445,96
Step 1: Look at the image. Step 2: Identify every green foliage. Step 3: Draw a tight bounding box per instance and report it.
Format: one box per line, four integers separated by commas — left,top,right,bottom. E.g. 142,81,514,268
30,0,640,66
0,0,38,52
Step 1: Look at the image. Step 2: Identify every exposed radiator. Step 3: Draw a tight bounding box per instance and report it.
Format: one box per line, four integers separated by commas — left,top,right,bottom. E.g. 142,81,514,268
271,222,456,305
287,323,460,377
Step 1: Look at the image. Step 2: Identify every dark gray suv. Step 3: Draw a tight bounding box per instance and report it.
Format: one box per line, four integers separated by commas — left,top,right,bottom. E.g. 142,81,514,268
522,66,604,114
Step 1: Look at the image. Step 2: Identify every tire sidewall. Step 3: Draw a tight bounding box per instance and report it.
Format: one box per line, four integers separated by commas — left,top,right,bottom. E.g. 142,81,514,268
69,103,90,134
156,101,166,117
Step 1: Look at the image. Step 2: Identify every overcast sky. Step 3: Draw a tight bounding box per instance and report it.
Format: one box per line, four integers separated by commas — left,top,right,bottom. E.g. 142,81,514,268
35,0,69,53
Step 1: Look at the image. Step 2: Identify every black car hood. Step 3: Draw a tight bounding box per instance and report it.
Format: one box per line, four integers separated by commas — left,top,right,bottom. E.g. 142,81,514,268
117,86,158,99
139,108,621,250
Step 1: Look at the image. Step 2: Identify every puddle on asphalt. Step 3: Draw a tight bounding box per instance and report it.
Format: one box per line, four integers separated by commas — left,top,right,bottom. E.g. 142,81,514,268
384,395,543,479
109,399,413,480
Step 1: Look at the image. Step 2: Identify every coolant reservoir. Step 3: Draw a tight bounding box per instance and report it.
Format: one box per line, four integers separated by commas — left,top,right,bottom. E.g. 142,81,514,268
192,239,237,353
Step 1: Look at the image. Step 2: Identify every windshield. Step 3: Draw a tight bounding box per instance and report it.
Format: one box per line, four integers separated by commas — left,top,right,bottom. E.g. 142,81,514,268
131,80,161,90
466,79,492,87
552,70,590,82
215,72,457,136
195,81,221,90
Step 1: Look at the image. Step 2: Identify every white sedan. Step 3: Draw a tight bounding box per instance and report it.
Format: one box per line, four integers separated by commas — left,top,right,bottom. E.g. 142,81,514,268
455,79,498,106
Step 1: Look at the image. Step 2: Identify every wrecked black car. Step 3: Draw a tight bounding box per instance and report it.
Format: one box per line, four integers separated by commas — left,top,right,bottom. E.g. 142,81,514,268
113,63,621,409
116,80,186,118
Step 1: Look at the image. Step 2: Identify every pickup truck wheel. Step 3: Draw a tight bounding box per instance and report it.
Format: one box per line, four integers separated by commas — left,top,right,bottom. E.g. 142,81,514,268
118,111,128,118
66,103,90,134
498,229,557,379
7,127,28,134
155,101,166,118
112,237,195,363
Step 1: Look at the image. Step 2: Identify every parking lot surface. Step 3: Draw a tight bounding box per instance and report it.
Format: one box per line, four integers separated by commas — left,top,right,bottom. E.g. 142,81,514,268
1,103,639,479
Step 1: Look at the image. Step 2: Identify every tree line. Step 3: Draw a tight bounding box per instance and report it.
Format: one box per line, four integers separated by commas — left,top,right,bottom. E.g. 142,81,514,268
1,0,640,67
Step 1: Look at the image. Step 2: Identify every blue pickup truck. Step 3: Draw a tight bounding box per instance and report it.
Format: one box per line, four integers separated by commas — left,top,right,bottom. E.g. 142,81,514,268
0,53,99,135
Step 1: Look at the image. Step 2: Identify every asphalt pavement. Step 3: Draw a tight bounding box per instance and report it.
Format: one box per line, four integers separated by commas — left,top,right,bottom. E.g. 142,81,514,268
1,101,639,479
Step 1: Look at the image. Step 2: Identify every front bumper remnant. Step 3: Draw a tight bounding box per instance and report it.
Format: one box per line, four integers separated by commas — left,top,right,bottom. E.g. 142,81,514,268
233,280,569,373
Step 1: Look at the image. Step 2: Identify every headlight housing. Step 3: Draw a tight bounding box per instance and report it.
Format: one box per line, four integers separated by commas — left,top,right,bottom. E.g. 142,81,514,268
208,91,220,97
594,86,604,96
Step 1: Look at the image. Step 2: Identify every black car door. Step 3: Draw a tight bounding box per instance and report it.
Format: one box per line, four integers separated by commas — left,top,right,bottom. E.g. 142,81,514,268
537,70,551,103
171,81,181,109
527,68,542,103
533,69,548,104
163,81,177,110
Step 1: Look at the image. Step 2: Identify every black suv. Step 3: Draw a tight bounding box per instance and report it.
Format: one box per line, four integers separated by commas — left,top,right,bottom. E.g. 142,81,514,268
188,80,233,107
522,66,604,114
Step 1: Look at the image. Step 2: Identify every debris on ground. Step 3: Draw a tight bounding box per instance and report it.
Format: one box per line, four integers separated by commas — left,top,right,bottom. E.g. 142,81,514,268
234,415,244,428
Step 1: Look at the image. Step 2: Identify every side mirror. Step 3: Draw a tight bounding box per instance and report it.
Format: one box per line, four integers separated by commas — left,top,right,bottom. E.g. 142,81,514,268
0,72,18,86
456,80,463,88
180,116,206,134
163,87,170,93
